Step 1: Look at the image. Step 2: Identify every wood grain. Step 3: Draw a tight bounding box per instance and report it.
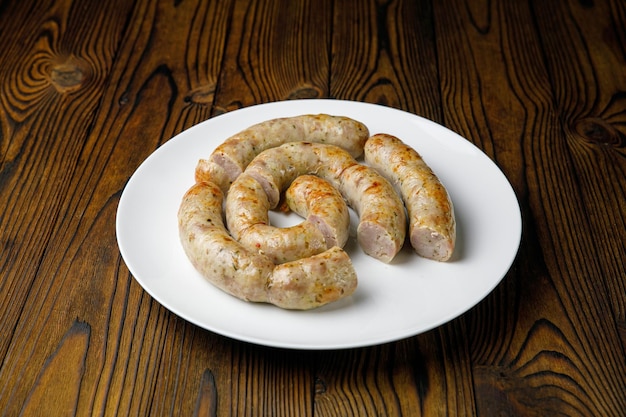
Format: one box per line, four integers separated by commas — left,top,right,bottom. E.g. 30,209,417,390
0,0,624,416
432,0,626,415
1,3,137,415
330,0,441,119
213,0,332,113
1,0,235,415
531,0,626,346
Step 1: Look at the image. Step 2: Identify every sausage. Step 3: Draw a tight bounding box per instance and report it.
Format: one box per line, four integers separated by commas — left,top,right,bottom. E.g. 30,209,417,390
268,246,358,310
364,133,456,261
178,181,357,309
244,142,407,263
225,173,327,264
177,181,274,303
285,174,350,249
195,114,370,191
339,164,406,263
195,158,231,195
243,142,324,207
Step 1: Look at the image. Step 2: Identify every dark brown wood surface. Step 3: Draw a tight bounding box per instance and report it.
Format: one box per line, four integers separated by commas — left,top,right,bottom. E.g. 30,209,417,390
1,0,624,415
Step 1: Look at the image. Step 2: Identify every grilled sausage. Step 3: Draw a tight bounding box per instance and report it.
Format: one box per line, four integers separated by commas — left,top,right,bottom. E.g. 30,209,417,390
364,133,456,261
178,181,274,303
244,142,407,263
195,114,370,191
285,174,350,249
178,181,357,309
268,246,358,310
339,164,406,263
225,173,327,264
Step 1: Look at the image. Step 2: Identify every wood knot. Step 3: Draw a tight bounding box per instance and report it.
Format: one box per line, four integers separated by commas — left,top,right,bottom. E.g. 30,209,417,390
287,86,322,100
314,377,327,394
213,101,244,116
573,117,623,147
184,84,216,105
50,62,85,93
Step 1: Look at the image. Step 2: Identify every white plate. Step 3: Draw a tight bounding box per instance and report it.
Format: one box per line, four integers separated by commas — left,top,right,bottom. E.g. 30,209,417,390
116,100,522,350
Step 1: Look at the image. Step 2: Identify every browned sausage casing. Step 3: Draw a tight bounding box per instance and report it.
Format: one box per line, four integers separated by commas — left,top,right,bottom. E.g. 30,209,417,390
285,175,350,249
178,181,357,309
244,142,407,263
364,134,456,261
225,173,327,264
195,114,370,191
178,181,273,303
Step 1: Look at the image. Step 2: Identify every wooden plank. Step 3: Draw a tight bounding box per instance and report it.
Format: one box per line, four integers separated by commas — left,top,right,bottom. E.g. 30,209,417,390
0,0,235,415
330,0,441,120
314,322,476,417
321,0,477,415
530,0,626,345
64,1,235,414
0,1,138,414
431,0,626,415
0,0,132,358
214,0,333,113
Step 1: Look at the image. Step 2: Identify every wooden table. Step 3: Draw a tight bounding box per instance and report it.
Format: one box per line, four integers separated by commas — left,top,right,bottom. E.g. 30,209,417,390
1,0,625,415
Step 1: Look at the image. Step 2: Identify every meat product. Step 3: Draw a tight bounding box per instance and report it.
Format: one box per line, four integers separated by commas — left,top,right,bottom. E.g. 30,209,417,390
244,142,407,263
225,173,327,264
364,133,456,261
268,246,358,310
285,174,350,249
178,181,357,309
339,164,407,263
195,114,369,191
177,181,273,303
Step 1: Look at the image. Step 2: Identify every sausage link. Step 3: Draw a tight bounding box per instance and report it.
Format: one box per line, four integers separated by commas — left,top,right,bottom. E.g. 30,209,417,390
178,181,274,302
223,173,271,241
364,133,456,261
243,142,322,207
268,246,358,310
285,175,350,249
339,164,407,263
195,114,369,191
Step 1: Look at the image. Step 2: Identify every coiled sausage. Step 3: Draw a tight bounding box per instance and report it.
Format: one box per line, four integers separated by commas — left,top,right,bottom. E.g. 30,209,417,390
178,181,358,309
195,114,369,191
244,142,407,263
225,173,328,264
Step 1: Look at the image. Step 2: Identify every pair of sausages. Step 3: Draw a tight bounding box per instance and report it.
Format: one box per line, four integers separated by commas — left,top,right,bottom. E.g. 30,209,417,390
239,141,407,264
178,114,456,310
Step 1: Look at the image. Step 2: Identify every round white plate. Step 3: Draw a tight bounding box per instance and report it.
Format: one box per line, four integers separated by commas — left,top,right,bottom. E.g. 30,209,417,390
116,99,522,350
